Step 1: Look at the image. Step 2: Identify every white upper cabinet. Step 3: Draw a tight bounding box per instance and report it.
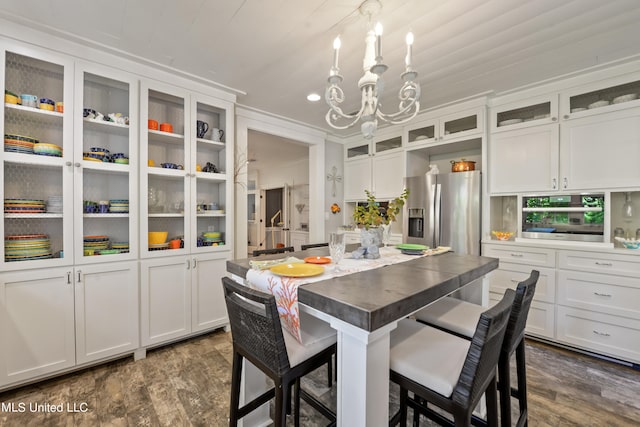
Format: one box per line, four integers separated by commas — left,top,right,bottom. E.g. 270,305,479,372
343,132,404,201
406,106,484,146
560,107,640,190
489,123,560,193
489,72,640,194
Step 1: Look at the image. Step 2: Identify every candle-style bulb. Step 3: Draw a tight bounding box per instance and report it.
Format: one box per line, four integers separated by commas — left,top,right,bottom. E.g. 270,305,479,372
406,32,414,46
375,22,383,59
332,36,341,71
405,32,414,68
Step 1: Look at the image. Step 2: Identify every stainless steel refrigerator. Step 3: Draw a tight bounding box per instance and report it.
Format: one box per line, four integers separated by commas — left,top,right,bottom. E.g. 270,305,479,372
403,171,481,255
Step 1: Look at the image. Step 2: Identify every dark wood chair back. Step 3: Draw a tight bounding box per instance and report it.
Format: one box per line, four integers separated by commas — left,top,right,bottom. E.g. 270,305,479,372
252,246,294,257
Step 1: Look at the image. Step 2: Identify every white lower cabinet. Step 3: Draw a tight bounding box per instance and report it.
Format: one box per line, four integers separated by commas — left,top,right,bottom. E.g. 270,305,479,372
191,254,229,333
557,250,640,364
74,261,139,364
141,253,228,347
0,268,75,387
484,258,556,339
556,306,640,364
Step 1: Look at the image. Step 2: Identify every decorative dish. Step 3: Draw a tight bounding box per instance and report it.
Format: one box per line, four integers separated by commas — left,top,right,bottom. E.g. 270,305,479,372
304,256,332,265
498,118,523,127
614,237,640,249
612,93,638,104
588,100,610,109
491,231,514,241
270,263,324,277
396,243,429,251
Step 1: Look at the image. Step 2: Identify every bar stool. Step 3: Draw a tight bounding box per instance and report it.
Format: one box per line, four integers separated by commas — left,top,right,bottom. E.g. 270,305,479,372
414,270,539,427
301,242,329,250
252,246,295,256
222,277,336,426
389,289,516,426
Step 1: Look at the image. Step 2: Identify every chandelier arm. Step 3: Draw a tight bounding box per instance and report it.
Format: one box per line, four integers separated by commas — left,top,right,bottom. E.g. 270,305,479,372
326,85,372,129
376,83,421,122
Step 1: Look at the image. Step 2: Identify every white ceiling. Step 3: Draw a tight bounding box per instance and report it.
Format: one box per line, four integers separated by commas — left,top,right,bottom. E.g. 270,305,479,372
2,0,640,137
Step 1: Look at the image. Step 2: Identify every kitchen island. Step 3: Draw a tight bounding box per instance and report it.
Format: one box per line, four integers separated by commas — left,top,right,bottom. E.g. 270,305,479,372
227,248,498,427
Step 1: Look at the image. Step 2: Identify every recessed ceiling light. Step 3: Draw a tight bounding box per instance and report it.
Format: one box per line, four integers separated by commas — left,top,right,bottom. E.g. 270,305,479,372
307,93,321,102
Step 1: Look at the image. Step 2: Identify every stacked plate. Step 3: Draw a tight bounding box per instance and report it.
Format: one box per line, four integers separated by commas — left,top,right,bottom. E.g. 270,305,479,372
5,134,38,154
149,242,169,251
111,241,129,253
33,142,62,157
201,231,223,246
47,196,63,213
396,243,429,255
5,234,52,262
4,198,46,213
83,235,109,254
109,199,129,213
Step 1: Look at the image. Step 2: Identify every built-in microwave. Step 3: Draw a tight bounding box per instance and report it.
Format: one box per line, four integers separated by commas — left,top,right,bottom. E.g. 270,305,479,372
521,194,604,242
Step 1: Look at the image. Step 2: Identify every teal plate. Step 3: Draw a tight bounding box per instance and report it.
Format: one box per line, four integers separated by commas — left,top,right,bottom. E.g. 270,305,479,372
396,243,429,250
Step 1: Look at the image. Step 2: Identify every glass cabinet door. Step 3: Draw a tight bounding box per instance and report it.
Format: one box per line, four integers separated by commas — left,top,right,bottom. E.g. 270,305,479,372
74,64,138,263
2,46,73,269
191,95,229,252
140,82,189,257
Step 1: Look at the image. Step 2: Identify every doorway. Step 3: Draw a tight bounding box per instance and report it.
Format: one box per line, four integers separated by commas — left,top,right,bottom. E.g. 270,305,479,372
259,185,290,250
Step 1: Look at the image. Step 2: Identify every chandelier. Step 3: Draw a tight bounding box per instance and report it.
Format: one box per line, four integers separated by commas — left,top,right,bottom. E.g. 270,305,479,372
325,0,420,139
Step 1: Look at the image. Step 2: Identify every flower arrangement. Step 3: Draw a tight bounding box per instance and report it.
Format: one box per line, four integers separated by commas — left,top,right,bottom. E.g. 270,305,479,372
352,189,409,229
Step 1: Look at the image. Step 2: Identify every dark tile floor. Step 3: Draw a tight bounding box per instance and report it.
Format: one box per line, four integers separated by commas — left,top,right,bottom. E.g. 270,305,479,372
0,330,638,426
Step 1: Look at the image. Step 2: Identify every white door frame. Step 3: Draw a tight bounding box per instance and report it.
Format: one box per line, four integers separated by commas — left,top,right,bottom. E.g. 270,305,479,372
235,108,326,259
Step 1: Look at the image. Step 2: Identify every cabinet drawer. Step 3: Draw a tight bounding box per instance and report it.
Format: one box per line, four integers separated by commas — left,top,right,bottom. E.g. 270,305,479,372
557,306,640,364
483,244,556,267
490,293,555,339
557,270,640,319
487,263,555,303
559,250,640,277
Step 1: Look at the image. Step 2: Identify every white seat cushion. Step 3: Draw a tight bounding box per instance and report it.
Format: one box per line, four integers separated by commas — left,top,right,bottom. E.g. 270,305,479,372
390,318,470,398
414,296,485,338
283,311,336,367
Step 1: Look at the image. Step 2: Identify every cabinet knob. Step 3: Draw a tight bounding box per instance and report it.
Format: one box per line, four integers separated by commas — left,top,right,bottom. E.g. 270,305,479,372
65,161,73,167
74,162,81,168
552,116,558,121
563,115,569,120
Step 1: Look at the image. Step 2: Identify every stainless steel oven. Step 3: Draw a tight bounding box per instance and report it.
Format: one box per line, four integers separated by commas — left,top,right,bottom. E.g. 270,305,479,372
521,194,604,242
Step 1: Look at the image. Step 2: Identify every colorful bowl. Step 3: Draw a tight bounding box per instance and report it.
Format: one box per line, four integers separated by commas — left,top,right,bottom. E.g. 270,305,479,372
492,231,514,241
4,91,19,104
148,231,168,245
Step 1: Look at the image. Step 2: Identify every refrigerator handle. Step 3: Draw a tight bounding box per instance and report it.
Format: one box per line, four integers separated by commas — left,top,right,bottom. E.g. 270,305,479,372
434,183,442,247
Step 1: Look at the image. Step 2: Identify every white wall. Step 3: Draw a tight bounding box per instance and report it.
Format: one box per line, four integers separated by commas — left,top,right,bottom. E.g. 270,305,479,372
324,140,344,239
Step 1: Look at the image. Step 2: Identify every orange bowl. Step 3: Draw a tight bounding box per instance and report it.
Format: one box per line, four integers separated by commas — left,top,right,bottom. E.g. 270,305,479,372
491,231,514,241
148,119,159,130
159,122,173,133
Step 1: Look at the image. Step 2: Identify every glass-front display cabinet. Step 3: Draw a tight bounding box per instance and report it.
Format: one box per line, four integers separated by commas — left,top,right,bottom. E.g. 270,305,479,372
140,82,189,257
140,84,233,257
191,95,229,253
2,46,73,269
73,63,138,263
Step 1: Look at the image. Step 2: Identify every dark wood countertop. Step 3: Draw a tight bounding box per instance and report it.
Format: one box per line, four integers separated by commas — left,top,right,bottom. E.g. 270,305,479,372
227,249,498,332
